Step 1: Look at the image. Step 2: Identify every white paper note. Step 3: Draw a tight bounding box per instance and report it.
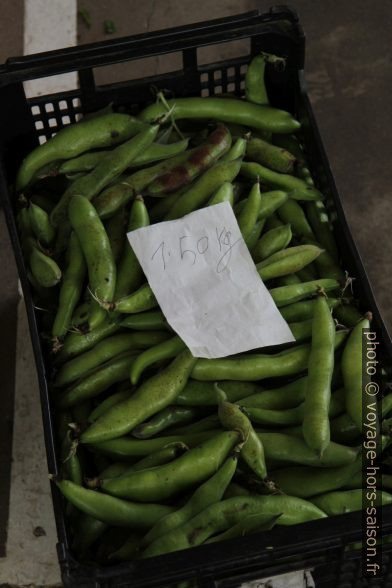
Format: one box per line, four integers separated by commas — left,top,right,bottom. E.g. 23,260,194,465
127,202,294,358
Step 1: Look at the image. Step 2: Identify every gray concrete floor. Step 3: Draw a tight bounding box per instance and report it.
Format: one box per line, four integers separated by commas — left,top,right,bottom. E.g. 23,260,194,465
0,0,391,584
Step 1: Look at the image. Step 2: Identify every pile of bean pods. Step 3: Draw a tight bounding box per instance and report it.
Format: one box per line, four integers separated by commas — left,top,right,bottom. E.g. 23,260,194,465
14,52,392,568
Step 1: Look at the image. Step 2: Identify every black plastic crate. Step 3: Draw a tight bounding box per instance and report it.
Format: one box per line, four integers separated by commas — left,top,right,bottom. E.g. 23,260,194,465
0,5,392,587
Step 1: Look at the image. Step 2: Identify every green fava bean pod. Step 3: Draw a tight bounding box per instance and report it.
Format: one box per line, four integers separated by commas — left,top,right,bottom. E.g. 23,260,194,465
206,512,281,544
257,190,289,220
342,314,372,433
60,139,189,175
81,349,197,444
247,219,266,252
305,201,339,262
271,455,362,498
257,244,323,281
239,376,307,410
90,431,216,459
287,319,313,343
165,158,242,220
114,196,149,301
132,406,199,439
16,112,146,192
237,181,262,244
313,246,345,282
130,335,186,385
192,344,311,382
54,479,173,528
52,232,86,340
28,202,55,245
51,124,160,228
30,246,62,288
241,162,322,201
244,387,343,427
302,293,335,456
245,54,269,105
141,456,238,546
104,207,126,262
88,389,131,423
93,151,192,220
258,432,358,468
146,124,231,197
207,182,234,206
221,137,247,162
54,331,170,388
99,430,238,501
142,494,326,558
127,444,187,473
68,194,116,330
278,199,315,239
140,97,300,134
191,331,347,382
246,137,296,174
121,310,168,331
311,489,392,516
269,279,340,307
218,395,267,480
252,224,292,262
280,297,340,323
57,351,137,408
54,319,121,364
107,283,157,314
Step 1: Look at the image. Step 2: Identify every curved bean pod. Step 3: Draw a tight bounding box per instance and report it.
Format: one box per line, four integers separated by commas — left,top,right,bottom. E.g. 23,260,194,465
57,351,137,408
252,223,292,263
142,494,326,558
219,399,267,479
257,244,323,281
100,430,238,501
54,479,173,528
140,97,301,134
311,489,392,516
121,310,168,331
271,455,362,498
69,194,116,329
246,137,295,174
165,158,242,220
237,181,262,244
114,196,149,301
81,350,197,444
302,294,335,456
130,335,186,385
241,162,322,201
52,232,86,340
146,124,231,196
191,331,347,381
132,406,199,439
269,279,340,307
16,113,146,191
54,331,170,388
342,315,372,433
142,456,238,546
89,431,216,458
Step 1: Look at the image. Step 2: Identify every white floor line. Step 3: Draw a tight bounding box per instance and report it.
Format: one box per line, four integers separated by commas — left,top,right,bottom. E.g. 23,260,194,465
24,0,77,98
